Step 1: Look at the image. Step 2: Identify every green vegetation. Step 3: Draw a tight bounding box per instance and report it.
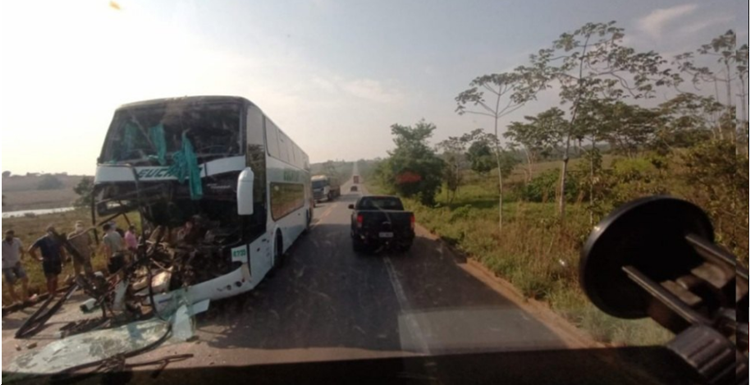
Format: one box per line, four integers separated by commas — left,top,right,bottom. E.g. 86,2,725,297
376,120,445,205
73,176,94,209
365,25,747,346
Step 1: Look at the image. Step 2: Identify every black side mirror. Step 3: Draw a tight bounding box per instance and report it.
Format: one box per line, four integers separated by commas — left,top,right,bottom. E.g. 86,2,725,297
348,204,354,209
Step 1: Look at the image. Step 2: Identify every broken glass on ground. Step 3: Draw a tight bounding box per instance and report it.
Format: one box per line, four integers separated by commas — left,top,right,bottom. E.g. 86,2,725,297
3,290,207,382
3,318,169,383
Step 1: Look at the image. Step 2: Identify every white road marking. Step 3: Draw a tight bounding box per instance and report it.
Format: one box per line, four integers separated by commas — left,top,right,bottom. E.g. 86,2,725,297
383,256,431,354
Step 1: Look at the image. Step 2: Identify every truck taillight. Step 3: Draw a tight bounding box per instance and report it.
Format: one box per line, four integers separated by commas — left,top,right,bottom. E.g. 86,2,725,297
357,214,364,228
410,213,415,230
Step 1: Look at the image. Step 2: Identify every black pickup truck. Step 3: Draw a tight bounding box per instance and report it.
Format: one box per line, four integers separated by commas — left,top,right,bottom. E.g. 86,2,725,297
349,196,415,252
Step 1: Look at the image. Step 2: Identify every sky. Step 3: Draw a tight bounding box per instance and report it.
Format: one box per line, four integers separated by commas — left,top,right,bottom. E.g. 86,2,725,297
0,0,747,175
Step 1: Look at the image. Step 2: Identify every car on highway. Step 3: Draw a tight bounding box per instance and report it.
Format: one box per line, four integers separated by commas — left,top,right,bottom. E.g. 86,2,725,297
350,185,358,192
348,195,414,252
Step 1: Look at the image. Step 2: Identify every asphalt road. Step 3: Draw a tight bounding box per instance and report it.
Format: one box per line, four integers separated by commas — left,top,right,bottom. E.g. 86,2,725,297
1,175,575,377
129,177,570,366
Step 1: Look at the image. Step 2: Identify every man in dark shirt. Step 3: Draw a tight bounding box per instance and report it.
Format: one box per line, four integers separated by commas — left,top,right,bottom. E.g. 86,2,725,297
28,225,67,296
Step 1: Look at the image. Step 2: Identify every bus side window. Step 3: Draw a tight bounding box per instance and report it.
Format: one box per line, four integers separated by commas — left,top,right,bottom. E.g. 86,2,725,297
289,141,297,165
265,118,280,158
277,131,289,163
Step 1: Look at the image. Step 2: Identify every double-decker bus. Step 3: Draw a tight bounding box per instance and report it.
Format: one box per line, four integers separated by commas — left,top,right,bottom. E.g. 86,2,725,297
93,95,312,309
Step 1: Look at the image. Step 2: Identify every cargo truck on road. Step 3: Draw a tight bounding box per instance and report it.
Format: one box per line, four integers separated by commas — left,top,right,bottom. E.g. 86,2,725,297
312,175,340,202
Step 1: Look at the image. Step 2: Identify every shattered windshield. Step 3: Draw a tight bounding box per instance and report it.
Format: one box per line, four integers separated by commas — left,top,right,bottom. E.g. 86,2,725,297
101,102,242,165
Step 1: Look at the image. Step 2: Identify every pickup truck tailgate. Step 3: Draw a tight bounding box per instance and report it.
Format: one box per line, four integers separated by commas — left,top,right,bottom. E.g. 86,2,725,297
360,210,412,235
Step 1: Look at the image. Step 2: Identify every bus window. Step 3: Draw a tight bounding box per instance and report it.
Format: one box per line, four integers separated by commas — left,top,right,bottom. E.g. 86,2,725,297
289,141,297,165
265,118,280,158
246,105,267,235
277,131,290,163
270,182,305,220
294,145,303,169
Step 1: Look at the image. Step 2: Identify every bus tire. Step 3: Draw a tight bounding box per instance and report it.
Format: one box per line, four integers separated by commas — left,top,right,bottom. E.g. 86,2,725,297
303,211,311,234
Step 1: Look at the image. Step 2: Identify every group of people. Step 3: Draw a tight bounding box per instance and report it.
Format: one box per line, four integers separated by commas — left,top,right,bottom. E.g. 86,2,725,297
2,221,140,306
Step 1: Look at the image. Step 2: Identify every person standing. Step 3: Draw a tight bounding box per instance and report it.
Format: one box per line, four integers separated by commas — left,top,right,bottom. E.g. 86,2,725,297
124,225,138,252
2,230,29,305
100,223,125,274
29,225,67,296
67,221,94,277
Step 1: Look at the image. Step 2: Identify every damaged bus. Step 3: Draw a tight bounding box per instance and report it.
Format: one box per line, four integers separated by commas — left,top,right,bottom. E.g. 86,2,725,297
92,96,312,312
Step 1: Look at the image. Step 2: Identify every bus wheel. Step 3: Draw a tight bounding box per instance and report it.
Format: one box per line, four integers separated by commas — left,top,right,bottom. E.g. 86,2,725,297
273,232,285,269
303,211,311,234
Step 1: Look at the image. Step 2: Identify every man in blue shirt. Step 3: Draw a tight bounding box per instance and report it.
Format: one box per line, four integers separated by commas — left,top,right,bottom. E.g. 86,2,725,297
28,225,67,296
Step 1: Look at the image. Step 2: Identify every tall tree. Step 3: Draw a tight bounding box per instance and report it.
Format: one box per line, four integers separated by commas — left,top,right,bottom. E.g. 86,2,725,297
521,21,672,220
654,94,723,150
455,73,535,230
437,135,471,203
504,107,566,181
674,30,746,150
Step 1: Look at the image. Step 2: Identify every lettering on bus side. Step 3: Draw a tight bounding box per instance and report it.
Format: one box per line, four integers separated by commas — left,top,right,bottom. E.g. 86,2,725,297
135,166,205,180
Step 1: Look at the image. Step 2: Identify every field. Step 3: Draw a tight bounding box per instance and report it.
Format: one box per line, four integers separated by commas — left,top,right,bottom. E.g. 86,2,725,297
1,210,136,303
2,174,89,211
365,160,675,347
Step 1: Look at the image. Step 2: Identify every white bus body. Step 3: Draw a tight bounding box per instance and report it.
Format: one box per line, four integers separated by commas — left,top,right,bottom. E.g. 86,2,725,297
93,96,312,310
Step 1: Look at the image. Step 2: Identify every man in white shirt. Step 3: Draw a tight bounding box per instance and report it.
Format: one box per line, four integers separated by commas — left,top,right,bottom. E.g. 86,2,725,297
2,230,29,305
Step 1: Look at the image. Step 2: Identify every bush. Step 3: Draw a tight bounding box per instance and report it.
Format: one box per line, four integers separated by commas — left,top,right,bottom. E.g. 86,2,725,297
37,174,64,190
681,140,748,263
519,169,578,203
606,157,667,206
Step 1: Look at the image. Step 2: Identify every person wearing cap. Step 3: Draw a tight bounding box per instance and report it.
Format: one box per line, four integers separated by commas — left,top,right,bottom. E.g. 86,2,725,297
28,225,67,296
67,221,94,277
2,230,29,305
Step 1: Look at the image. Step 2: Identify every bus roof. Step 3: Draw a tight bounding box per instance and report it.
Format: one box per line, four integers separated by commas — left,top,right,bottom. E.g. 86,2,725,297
117,95,252,110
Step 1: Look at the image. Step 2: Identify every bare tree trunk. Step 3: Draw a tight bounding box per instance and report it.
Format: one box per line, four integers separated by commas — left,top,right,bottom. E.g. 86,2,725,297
726,64,736,150
485,89,505,233
494,115,503,232
560,36,589,221
524,148,533,182
559,137,571,220
714,80,724,140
